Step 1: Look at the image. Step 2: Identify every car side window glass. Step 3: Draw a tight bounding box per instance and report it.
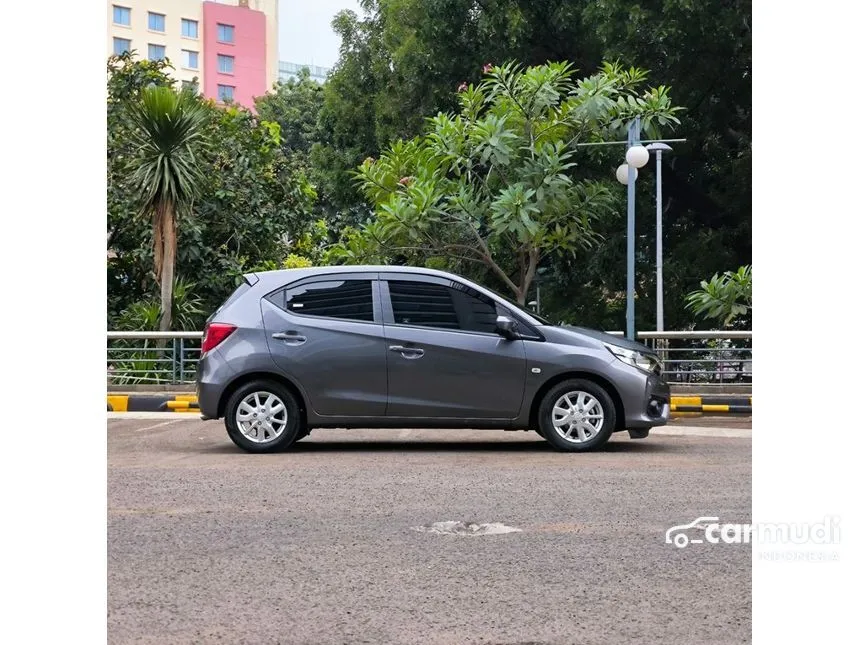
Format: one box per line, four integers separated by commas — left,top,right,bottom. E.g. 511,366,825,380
269,280,374,322
388,280,500,333
448,282,499,333
389,280,459,329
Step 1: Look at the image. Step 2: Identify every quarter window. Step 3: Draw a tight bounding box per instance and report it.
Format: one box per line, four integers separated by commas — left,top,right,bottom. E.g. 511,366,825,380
388,280,499,333
270,280,374,322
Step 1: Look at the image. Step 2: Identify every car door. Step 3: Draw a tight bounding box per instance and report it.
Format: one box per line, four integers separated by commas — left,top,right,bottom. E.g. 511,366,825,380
380,273,527,419
261,273,388,417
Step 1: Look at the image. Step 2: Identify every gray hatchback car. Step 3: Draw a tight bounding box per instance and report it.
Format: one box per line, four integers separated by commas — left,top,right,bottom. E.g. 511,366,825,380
197,266,670,453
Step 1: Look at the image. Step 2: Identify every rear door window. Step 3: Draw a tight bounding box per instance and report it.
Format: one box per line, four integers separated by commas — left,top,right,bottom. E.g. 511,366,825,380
267,279,374,322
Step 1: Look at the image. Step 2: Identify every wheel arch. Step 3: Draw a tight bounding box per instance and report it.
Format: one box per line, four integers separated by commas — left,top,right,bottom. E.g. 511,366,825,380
217,371,308,426
528,371,626,431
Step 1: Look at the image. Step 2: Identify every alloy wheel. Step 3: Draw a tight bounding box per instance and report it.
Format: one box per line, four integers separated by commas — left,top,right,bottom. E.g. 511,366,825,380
235,391,288,443
551,391,605,443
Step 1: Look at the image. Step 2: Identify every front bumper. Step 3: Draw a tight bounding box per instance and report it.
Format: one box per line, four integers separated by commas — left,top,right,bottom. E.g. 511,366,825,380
621,372,671,430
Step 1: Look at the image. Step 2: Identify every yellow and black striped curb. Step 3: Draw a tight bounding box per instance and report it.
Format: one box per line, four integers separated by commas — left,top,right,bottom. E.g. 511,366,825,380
108,394,752,416
670,396,752,416
107,394,199,413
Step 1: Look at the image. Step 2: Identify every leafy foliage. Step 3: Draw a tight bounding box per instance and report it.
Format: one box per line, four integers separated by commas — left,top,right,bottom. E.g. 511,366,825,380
685,265,752,327
107,54,315,328
115,279,206,332
343,61,681,304
126,86,208,214
313,0,750,329
255,69,325,157
126,85,208,331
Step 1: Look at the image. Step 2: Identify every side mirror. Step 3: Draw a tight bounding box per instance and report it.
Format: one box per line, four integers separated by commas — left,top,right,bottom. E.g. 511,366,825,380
495,315,520,340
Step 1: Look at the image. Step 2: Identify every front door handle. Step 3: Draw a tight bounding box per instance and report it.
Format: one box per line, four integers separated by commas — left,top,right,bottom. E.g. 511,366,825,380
272,331,307,345
389,345,424,359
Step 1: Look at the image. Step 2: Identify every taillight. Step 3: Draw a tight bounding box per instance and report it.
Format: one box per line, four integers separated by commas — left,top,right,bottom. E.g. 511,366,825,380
201,322,237,354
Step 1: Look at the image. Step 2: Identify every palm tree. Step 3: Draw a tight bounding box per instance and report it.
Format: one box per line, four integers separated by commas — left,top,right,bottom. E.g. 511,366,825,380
127,86,208,331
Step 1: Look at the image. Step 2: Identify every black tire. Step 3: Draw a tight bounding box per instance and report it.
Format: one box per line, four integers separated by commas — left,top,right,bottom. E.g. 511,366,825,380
537,379,616,452
224,380,303,453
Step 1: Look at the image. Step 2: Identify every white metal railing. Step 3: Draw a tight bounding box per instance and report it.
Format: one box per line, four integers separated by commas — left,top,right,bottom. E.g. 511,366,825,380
106,330,751,386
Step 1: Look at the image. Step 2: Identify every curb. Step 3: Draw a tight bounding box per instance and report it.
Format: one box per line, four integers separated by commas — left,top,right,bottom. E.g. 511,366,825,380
107,394,199,413
669,395,751,415
106,394,752,416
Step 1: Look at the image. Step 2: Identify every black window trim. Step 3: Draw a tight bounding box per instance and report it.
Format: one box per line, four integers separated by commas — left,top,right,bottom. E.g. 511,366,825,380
379,273,544,340
263,272,382,325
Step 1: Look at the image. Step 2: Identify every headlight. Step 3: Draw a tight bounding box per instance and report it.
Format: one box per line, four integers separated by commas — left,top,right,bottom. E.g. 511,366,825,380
605,343,661,373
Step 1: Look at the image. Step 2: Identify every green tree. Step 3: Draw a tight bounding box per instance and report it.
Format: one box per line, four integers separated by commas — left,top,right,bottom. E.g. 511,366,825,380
255,69,325,157
107,54,316,327
346,61,681,304
126,85,208,332
314,0,750,329
107,53,177,321
685,265,751,327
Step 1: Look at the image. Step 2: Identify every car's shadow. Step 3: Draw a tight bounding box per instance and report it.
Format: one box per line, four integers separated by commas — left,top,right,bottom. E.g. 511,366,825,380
200,437,681,455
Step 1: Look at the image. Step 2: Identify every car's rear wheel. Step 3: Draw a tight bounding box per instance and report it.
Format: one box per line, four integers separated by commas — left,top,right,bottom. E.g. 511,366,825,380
537,379,616,452
224,380,303,453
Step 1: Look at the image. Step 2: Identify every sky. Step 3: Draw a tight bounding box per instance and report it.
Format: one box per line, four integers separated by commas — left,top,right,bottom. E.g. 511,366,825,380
278,1,363,69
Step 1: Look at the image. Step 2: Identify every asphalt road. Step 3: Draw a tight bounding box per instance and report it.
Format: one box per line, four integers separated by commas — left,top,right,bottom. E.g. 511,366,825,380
108,419,751,645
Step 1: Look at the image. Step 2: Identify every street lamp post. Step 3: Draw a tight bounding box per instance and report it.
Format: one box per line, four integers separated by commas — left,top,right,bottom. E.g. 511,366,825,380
616,117,650,340
577,131,684,340
646,142,673,332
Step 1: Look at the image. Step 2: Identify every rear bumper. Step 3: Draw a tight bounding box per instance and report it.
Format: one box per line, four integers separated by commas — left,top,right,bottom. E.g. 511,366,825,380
196,349,233,419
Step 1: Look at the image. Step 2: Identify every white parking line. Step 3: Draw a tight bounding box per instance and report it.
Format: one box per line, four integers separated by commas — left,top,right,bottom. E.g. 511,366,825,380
652,426,751,438
108,412,201,421
133,419,188,432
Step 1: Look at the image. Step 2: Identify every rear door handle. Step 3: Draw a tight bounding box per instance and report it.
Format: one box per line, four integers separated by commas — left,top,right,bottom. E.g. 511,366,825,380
272,331,307,345
389,345,424,359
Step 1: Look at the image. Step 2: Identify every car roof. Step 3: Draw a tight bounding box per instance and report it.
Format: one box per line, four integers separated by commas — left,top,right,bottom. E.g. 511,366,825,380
247,265,459,287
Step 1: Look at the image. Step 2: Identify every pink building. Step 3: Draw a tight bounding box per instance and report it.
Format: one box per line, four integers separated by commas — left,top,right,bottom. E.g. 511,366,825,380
202,1,269,107
107,1,277,109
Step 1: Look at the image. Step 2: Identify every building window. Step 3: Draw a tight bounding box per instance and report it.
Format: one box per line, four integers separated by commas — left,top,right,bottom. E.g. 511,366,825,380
217,54,234,74
182,50,199,69
113,38,131,56
217,85,235,102
148,12,165,32
148,44,166,61
267,280,375,322
112,5,131,26
181,18,198,39
217,23,235,43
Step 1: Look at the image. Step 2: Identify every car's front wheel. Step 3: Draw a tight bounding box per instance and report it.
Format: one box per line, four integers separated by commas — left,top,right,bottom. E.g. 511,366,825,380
224,380,303,453
537,379,616,452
